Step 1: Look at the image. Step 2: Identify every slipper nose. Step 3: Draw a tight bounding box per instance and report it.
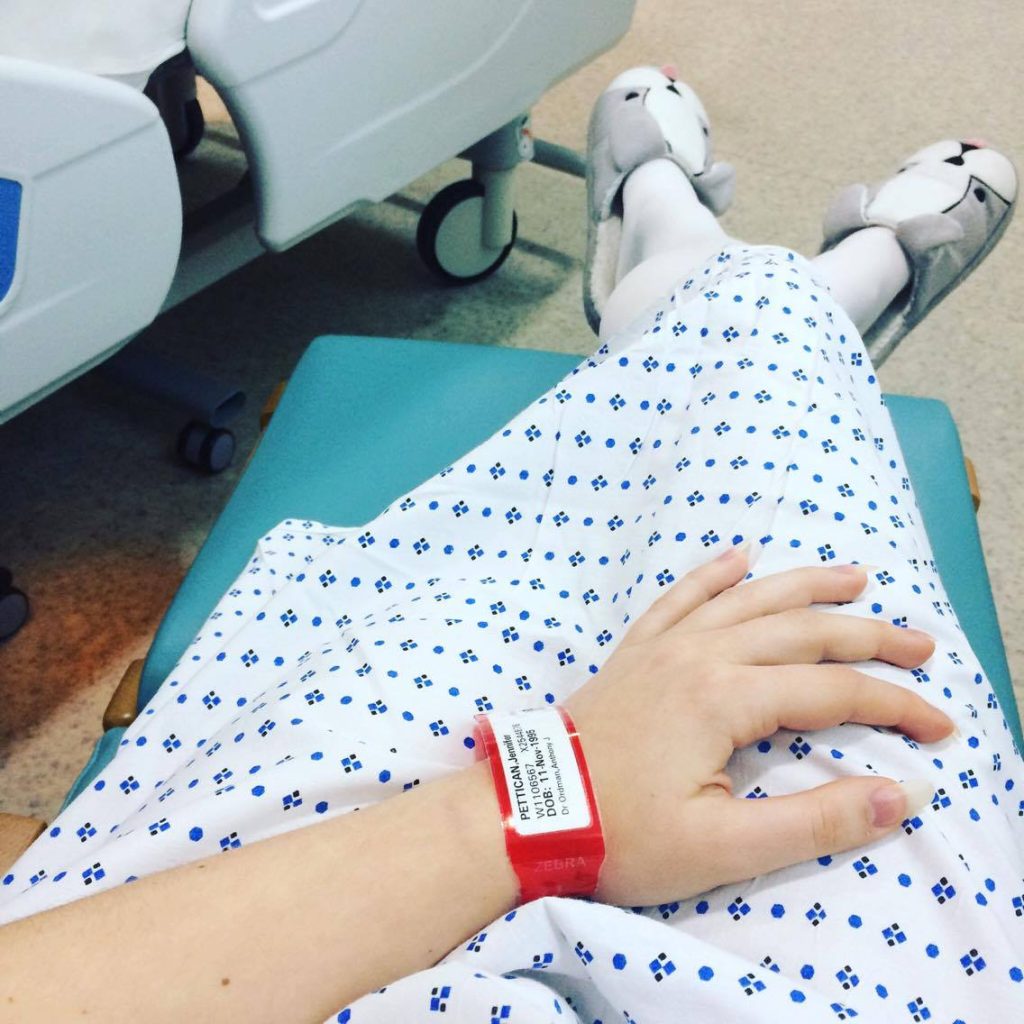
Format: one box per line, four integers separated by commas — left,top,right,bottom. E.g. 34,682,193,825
868,164,965,226
644,85,710,177
605,66,673,93
963,147,1018,202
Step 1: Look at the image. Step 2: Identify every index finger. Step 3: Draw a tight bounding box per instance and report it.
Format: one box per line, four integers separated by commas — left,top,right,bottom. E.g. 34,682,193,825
624,543,750,645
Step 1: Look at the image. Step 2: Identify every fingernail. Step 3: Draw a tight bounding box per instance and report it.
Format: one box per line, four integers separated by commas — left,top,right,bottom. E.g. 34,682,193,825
869,779,934,828
716,540,750,562
905,628,934,643
942,722,963,742
833,564,868,575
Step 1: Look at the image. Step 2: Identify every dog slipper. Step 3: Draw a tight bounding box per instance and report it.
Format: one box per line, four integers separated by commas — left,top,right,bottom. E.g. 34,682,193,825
584,66,735,335
822,139,1017,364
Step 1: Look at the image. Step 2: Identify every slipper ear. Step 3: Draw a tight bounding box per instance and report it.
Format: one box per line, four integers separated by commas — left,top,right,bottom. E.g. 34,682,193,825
693,161,736,217
895,211,966,257
607,96,672,176
897,212,970,331
821,184,870,250
588,89,667,220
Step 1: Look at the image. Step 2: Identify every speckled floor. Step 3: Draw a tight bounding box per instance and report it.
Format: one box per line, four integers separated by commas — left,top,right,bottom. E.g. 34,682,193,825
1,0,1021,822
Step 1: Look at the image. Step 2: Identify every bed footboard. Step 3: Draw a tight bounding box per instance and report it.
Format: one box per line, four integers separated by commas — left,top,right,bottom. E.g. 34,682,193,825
0,59,182,423
188,0,635,250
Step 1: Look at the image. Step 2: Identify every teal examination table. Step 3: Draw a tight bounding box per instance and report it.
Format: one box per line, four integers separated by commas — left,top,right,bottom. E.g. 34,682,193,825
63,336,1022,808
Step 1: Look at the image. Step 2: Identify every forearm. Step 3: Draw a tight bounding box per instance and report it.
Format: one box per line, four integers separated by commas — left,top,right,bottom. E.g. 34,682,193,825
0,761,516,1023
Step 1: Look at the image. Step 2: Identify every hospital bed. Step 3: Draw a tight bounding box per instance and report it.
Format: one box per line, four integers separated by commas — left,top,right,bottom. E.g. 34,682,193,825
0,0,636,640
0,0,634,433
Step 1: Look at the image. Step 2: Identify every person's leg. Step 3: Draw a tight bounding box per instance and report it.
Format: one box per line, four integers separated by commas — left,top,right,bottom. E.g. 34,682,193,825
599,160,732,344
817,140,1017,363
592,70,1016,368
584,66,737,339
601,166,913,344
613,159,731,286
306,237,1022,1024
575,98,1021,1013
810,225,911,334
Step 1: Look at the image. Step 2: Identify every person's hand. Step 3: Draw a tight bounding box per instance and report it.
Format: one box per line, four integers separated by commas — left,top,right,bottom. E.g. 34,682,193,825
564,545,953,906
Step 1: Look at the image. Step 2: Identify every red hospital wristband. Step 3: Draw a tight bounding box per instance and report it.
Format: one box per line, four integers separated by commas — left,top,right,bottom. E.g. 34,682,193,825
474,706,605,904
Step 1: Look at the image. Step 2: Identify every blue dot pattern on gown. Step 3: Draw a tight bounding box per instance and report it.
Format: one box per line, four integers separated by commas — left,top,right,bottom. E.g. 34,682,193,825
2,246,1021,1023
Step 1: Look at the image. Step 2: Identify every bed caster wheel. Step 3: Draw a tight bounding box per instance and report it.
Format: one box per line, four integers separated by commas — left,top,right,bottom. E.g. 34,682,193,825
177,421,235,474
0,570,29,642
417,179,518,283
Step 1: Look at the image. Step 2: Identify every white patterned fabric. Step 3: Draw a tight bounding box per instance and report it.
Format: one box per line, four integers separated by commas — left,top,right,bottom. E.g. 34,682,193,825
2,1,190,86
2,246,1021,1022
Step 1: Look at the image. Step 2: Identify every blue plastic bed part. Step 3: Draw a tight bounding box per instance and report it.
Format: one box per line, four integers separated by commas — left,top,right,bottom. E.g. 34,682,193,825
0,178,22,304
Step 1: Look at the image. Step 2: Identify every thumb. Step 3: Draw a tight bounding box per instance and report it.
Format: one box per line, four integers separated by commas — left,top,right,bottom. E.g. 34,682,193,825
706,777,934,883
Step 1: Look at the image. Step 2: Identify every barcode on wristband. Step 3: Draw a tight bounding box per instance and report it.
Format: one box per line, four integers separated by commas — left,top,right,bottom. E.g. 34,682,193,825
487,708,591,836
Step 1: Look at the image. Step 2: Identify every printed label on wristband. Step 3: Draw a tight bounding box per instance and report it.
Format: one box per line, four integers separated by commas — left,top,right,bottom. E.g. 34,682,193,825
486,708,591,836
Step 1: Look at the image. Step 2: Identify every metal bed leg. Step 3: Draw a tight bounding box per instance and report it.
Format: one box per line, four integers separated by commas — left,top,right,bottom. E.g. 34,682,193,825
531,138,586,179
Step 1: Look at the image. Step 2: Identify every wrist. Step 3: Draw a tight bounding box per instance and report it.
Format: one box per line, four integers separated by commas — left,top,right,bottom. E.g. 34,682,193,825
439,760,520,912
475,707,606,904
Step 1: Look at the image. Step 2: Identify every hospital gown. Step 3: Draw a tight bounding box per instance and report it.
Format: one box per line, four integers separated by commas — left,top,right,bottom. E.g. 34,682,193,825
2,246,1021,1022
2,1,189,88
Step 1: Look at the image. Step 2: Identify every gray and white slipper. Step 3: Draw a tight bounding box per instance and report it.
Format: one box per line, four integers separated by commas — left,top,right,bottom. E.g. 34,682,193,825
584,66,736,335
822,139,1017,365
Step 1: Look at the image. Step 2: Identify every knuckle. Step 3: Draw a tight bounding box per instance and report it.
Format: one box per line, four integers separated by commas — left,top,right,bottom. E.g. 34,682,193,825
836,665,866,697
744,680,778,737
702,660,737,691
778,565,817,594
848,668,886,705
821,610,869,645
657,580,704,622
648,636,697,675
700,627,740,662
690,580,714,609
809,800,842,856
653,580,686,609
784,606,818,631
686,663,736,721
878,618,902,642
638,593,672,629
798,565,827,587
691,557,720,583
895,684,923,718
853,673,910,727
690,589,739,627
749,577,794,606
